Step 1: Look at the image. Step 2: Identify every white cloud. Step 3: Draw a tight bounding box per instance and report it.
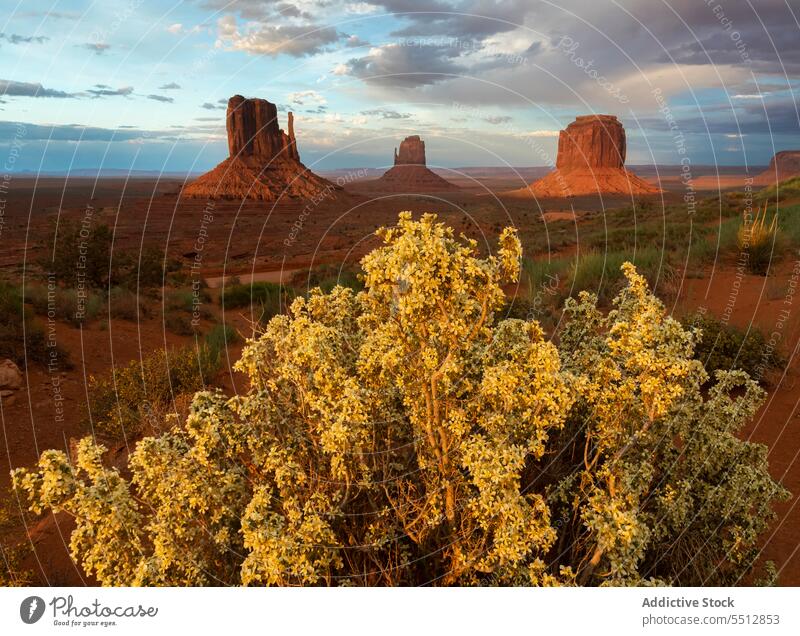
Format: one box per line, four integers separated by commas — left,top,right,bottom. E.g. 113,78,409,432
215,15,341,58
345,3,378,14
287,90,327,106
522,130,560,138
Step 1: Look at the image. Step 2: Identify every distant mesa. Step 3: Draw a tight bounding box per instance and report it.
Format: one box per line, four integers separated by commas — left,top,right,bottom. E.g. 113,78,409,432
370,135,459,192
506,115,661,198
754,150,800,185
182,95,337,200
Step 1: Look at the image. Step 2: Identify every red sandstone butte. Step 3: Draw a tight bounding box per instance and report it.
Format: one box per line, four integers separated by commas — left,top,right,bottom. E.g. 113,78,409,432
372,135,459,192
754,151,800,185
507,115,661,198
182,95,337,200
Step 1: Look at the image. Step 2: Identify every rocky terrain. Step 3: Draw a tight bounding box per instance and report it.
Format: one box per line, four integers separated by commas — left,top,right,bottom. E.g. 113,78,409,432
507,115,661,197
363,135,460,193
182,95,338,201
755,150,800,185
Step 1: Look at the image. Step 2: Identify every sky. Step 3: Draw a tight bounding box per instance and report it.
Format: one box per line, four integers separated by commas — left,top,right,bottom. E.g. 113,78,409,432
1,0,799,173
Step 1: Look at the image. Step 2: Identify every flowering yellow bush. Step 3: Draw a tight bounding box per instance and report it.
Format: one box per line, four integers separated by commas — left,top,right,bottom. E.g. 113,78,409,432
12,213,788,586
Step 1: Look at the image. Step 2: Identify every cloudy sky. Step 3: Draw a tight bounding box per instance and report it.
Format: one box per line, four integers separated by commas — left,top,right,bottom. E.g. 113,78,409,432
1,0,798,172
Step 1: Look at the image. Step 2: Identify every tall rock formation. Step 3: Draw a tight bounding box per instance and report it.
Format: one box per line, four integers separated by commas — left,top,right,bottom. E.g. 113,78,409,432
394,135,426,165
755,150,800,185
372,135,458,192
507,115,660,198
183,95,336,200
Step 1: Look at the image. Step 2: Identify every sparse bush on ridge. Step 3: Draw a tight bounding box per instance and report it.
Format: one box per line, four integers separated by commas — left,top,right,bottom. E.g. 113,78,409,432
756,176,800,203
13,213,789,586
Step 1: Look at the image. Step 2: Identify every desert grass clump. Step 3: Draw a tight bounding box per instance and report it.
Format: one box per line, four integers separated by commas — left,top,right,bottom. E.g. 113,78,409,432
684,312,782,384
568,247,662,303
25,283,103,327
0,281,70,368
221,281,294,324
84,337,222,439
108,286,145,321
737,204,778,275
301,264,364,293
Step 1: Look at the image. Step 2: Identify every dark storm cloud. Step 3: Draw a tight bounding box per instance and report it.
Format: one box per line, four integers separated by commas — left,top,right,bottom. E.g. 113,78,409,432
549,0,800,74
147,94,174,103
0,33,50,45
640,96,800,137
200,0,314,20
350,0,798,100
382,0,534,38
341,42,468,87
276,3,312,19
0,79,74,98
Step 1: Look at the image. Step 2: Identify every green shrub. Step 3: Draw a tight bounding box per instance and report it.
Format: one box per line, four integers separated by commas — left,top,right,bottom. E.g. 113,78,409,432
43,220,180,290
163,311,195,336
108,287,144,321
0,281,69,368
301,264,364,293
43,220,113,288
24,283,103,327
684,312,781,383
112,246,182,289
694,194,742,223
205,323,240,354
221,281,294,323
86,339,221,439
